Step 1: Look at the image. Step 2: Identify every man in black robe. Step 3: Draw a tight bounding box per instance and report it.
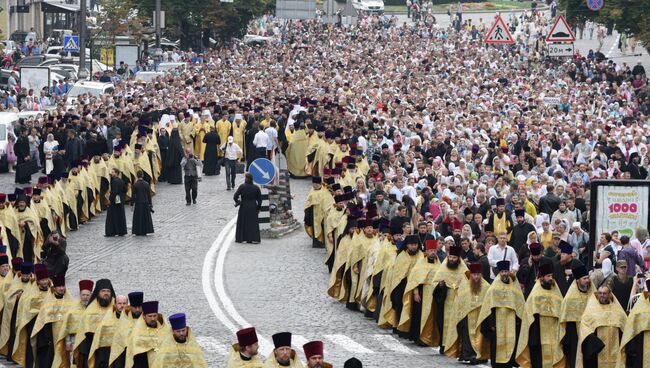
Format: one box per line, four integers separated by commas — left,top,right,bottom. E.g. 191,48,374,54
157,128,169,182
517,243,553,298
131,170,154,236
416,221,435,252
164,129,184,184
509,209,536,256
233,173,262,243
14,128,34,184
553,241,584,296
202,126,221,176
105,168,127,237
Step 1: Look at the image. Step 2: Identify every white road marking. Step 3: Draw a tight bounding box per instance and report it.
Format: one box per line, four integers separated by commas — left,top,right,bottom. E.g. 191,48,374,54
324,334,375,354
606,34,619,58
195,335,229,356
370,334,419,354
202,217,274,358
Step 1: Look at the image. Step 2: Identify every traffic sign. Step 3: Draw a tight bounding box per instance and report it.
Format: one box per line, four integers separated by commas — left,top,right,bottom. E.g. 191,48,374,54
63,35,80,52
250,158,276,185
546,16,576,42
547,43,574,57
586,0,604,11
484,16,514,44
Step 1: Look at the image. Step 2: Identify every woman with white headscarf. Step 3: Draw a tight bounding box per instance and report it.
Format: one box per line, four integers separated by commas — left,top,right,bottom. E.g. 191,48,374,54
43,133,59,174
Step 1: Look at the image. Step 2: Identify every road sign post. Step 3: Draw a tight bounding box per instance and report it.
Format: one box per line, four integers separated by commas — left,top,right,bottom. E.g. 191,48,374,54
63,35,80,53
250,158,277,186
484,16,515,45
586,0,604,11
547,43,574,57
546,15,576,43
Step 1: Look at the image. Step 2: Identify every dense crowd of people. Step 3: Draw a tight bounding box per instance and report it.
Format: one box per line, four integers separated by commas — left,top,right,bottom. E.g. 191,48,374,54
0,3,647,367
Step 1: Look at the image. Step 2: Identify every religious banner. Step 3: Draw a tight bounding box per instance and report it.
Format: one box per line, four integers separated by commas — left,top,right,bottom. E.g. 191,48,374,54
594,184,649,238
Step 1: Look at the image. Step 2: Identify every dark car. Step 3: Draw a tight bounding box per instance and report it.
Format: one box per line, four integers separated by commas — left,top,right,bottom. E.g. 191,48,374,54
13,55,60,71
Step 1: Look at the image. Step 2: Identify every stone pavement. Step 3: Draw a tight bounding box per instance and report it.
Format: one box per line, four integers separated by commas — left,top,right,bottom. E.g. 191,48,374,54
0,164,490,367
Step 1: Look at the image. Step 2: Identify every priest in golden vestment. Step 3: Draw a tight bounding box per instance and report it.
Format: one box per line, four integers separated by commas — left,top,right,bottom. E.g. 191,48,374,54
327,216,358,304
215,114,232,160
444,263,490,365
363,220,398,322
477,260,525,368
14,193,43,262
304,126,327,177
378,235,423,330
618,279,650,368
432,245,469,353
109,291,144,368
554,264,593,368
349,218,379,312
303,176,334,249
11,264,49,367
515,263,564,368
125,301,167,368
231,114,247,159
575,285,627,368
285,124,309,178
263,332,304,368
0,193,21,258
0,261,34,362
87,295,128,367
226,327,263,368
51,279,93,368
30,274,73,368
324,192,350,273
178,112,196,153
397,239,440,346
73,279,115,368
194,111,214,160
151,313,207,368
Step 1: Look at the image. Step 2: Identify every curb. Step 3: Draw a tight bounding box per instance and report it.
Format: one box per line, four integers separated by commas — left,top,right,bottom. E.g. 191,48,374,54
385,4,548,15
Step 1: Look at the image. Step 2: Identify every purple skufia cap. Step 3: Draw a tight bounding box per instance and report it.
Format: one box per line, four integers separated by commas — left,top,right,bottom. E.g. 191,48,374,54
168,313,186,330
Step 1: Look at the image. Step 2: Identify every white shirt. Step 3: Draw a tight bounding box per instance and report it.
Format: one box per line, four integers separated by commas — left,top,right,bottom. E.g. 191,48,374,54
221,142,242,160
253,130,270,148
487,244,520,279
264,127,278,150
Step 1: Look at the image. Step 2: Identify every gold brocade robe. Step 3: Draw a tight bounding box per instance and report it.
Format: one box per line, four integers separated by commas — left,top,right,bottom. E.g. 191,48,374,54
216,119,232,156
350,234,376,306
363,237,397,312
444,277,490,359
151,327,207,368
327,232,356,302
617,295,650,368
431,259,469,347
179,119,196,152
134,151,156,195
324,207,347,266
304,136,327,176
0,206,21,253
15,206,43,260
338,171,363,189
476,276,526,364
87,307,120,367
0,278,31,355
72,299,114,365
378,251,423,329
232,120,247,158
516,281,564,368
286,129,309,177
575,295,627,368
108,308,139,366
125,314,167,368
43,188,66,237
262,349,304,368
51,300,84,368
225,344,263,368
30,290,74,368
357,159,370,177
553,281,595,367
303,188,334,242
30,198,55,233
397,257,440,346
194,119,213,160
12,285,47,366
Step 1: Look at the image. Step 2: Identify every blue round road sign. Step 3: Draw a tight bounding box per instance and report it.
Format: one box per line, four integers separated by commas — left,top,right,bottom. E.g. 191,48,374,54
586,0,603,11
249,158,276,185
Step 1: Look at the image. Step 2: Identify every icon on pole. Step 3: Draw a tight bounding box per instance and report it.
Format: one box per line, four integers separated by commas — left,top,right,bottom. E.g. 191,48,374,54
546,15,576,42
250,158,276,185
63,35,80,52
484,16,515,44
586,0,604,11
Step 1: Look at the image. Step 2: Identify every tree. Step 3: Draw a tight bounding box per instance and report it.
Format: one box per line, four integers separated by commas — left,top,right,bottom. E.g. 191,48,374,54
95,0,147,44
558,0,596,27
203,0,274,41
594,0,650,51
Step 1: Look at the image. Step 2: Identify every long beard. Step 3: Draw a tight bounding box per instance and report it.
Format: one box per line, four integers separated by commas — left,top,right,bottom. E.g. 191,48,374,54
407,249,417,256
501,275,511,284
541,279,555,290
447,260,459,269
174,335,187,343
470,278,482,295
578,283,590,293
98,296,111,308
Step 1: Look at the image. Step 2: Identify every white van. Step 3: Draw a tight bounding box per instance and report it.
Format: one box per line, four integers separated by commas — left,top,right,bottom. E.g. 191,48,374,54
352,0,384,13
134,71,165,84
66,81,114,106
0,112,19,158
156,62,186,73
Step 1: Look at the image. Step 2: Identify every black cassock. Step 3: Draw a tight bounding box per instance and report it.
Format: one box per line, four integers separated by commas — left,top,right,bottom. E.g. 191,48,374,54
158,132,169,182
105,176,127,236
560,321,579,368
233,183,262,243
131,179,154,236
433,283,448,351
624,332,646,368
36,323,55,368
202,131,220,176
581,330,623,368
390,277,408,335
480,308,521,368
93,346,110,368
133,352,150,368
17,209,37,263
164,130,183,184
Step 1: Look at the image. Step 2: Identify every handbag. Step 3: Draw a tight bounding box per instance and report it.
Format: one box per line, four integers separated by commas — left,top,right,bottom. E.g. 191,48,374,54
236,162,245,174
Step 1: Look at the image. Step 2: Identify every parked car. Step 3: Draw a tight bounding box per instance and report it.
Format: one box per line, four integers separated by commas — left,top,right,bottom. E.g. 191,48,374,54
156,62,186,72
0,112,19,166
13,55,61,71
66,81,114,105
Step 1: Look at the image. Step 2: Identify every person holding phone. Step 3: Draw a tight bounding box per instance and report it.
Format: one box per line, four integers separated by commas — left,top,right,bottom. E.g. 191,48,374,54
181,148,201,205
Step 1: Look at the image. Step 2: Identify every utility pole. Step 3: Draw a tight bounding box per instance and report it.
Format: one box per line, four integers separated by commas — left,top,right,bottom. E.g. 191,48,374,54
78,0,88,79
155,0,161,49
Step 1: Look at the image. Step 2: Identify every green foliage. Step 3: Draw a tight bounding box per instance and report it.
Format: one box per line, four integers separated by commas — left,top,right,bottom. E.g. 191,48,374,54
203,0,275,40
558,0,596,26
594,0,650,50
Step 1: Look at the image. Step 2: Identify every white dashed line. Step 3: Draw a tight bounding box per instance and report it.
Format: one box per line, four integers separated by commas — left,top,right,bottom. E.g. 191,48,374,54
371,334,419,354
325,334,375,354
606,34,620,58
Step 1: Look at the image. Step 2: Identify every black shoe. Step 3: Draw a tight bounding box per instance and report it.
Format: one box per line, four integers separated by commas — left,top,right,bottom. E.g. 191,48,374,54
193,199,197,204
226,188,231,191
186,202,191,206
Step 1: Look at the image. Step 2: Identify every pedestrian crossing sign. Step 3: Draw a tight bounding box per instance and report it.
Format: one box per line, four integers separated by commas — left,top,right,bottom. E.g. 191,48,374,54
63,35,80,52
484,16,515,44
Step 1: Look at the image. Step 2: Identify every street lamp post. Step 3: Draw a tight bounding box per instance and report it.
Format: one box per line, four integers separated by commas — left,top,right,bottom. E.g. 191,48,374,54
155,0,161,48
78,0,88,79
